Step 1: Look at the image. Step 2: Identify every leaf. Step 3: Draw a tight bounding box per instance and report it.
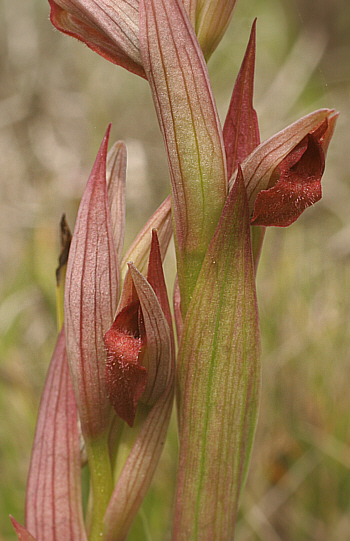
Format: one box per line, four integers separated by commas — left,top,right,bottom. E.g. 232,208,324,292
174,170,261,540
25,329,87,541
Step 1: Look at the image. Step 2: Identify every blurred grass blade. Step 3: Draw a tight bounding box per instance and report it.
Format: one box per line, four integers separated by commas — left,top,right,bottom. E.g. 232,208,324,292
25,329,87,541
55,214,72,331
174,170,261,540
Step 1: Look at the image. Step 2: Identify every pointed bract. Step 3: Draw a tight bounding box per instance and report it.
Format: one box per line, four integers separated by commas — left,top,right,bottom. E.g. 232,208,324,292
25,329,87,541
140,0,227,313
105,232,172,427
103,237,174,541
223,19,260,180
147,230,174,337
11,518,37,541
64,126,119,439
130,262,172,405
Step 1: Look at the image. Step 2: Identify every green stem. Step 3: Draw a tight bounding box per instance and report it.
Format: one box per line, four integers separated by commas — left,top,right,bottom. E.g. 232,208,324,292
86,435,113,541
113,406,150,483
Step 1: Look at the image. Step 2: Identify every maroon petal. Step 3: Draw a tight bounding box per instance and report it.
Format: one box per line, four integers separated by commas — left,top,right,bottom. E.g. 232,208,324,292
104,302,148,427
251,133,325,227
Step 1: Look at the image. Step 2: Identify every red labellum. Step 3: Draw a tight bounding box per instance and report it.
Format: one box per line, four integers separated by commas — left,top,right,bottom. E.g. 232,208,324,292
104,301,147,427
251,133,325,227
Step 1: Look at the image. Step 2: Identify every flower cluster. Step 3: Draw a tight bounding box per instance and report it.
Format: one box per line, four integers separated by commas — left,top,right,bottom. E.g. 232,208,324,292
12,1,337,540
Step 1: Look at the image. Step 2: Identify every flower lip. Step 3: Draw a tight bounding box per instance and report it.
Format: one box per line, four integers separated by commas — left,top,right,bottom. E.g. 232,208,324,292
250,131,325,227
104,300,148,427
229,108,338,227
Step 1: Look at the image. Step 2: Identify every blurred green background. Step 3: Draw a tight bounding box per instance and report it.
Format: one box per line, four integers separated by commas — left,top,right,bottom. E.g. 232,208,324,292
1,0,350,539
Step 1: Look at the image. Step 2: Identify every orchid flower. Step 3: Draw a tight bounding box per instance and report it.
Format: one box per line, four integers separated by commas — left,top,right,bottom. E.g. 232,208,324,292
13,0,338,539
